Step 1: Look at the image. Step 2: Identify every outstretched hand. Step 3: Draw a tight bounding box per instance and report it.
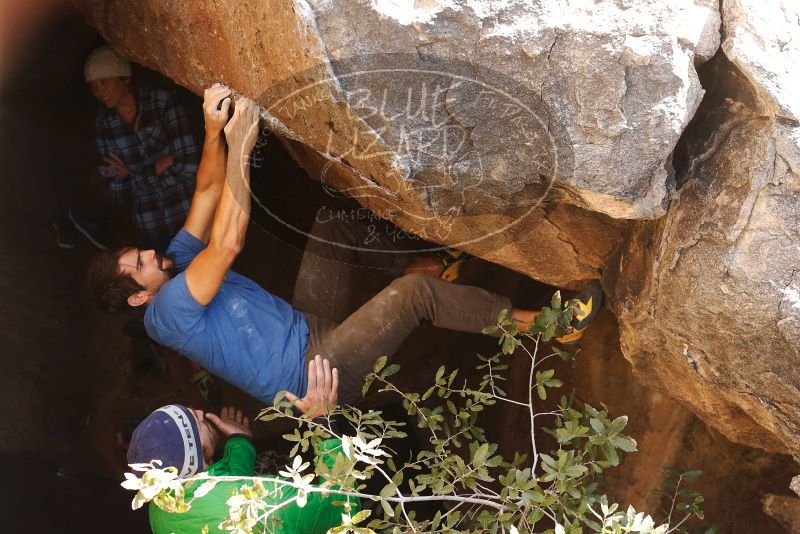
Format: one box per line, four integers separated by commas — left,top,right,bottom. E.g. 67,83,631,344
205,406,253,438
285,355,339,419
203,83,232,136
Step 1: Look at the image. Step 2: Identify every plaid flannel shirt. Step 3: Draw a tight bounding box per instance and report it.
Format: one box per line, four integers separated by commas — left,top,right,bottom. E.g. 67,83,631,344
95,86,199,239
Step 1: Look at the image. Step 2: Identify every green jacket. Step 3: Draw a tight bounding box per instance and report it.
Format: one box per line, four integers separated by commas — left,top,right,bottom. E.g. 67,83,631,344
149,437,360,534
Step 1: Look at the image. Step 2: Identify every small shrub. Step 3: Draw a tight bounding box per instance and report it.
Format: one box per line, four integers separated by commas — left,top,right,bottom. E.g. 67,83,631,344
124,292,710,534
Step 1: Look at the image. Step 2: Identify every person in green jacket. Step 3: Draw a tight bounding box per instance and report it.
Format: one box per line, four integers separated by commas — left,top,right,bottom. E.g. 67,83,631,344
127,355,359,533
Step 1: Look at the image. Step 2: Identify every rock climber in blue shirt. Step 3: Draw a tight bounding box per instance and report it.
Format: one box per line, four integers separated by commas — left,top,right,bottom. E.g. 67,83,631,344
88,83,602,408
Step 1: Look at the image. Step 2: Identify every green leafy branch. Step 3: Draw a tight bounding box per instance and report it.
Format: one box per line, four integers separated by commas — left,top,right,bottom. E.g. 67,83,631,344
121,291,712,534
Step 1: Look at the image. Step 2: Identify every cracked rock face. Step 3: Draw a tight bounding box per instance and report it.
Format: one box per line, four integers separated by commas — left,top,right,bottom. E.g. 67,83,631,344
308,0,720,220
609,115,800,456
607,7,800,457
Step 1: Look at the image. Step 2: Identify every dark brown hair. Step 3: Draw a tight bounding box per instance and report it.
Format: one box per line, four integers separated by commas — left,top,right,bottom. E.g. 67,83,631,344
88,247,145,313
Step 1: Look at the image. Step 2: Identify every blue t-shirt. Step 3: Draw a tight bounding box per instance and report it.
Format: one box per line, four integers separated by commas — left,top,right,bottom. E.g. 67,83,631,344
144,229,309,403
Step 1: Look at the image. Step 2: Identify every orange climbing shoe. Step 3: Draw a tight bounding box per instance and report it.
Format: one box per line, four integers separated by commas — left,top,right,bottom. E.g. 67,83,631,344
555,281,603,346
440,248,470,282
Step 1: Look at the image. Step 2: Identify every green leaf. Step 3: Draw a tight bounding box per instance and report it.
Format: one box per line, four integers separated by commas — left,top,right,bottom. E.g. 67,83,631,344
543,322,557,340
683,469,703,480
610,436,637,453
350,509,372,525
447,400,457,415
381,364,400,378
447,370,458,387
258,411,281,422
473,443,490,466
435,365,446,384
283,429,301,442
604,443,619,466
380,498,395,518
380,483,397,498
607,416,628,436
372,356,387,374
501,335,517,355
555,348,573,361
589,418,605,434
362,378,372,398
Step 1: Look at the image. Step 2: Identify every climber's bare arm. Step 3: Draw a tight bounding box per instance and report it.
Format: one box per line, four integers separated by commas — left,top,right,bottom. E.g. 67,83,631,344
185,96,260,306
183,83,231,245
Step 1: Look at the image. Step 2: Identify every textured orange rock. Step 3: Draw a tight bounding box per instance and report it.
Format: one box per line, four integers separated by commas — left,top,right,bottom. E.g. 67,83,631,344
606,54,800,458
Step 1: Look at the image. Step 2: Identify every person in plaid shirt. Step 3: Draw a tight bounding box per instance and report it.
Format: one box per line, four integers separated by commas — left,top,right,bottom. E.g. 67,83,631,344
86,46,199,252
85,47,221,404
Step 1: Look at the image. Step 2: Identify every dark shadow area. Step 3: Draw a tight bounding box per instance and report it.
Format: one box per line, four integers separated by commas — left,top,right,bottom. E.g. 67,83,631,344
0,11,148,532
671,50,763,188
0,453,142,530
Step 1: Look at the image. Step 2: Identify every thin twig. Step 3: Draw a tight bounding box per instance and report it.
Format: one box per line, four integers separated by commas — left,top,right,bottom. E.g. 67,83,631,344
666,473,683,526
666,513,693,533
374,461,416,529
532,352,559,370
529,335,541,471
532,411,561,419
174,473,509,511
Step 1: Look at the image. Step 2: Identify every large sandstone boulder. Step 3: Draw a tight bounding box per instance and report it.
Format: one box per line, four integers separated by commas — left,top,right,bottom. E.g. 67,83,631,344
308,0,720,220
75,0,719,287
607,1,800,457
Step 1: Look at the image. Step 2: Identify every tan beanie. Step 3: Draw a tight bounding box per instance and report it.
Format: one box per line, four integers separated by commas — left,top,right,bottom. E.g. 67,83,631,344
84,46,132,82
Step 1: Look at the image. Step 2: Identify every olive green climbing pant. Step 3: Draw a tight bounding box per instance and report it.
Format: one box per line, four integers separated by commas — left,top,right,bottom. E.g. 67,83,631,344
292,216,512,404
